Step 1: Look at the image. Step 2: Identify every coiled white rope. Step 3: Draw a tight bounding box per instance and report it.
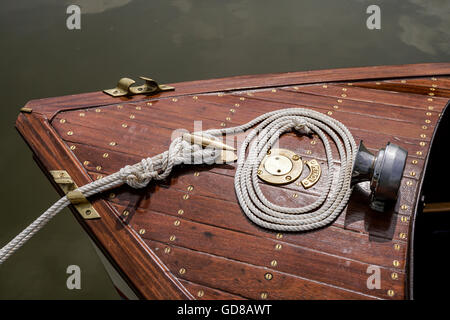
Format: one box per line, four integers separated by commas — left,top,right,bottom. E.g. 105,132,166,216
0,107,356,265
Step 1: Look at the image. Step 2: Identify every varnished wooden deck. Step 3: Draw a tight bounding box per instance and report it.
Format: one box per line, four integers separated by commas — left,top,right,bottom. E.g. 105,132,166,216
16,63,450,299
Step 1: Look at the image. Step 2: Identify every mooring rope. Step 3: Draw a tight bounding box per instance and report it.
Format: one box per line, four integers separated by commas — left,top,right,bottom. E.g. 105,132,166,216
0,108,356,265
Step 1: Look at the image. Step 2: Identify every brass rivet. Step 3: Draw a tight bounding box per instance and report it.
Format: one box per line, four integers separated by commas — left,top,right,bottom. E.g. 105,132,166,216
174,220,181,226
410,171,416,177
260,292,268,299
83,160,90,166
122,123,128,128
406,181,413,186
96,165,102,171
399,233,407,239
95,108,101,113
172,98,178,102
412,160,418,165
292,154,300,161
428,106,434,110
425,119,431,124
342,88,347,91
387,290,395,297
164,247,171,254
426,112,432,116
420,134,426,138
401,204,408,210
235,103,240,107
220,122,226,127
419,142,426,147
146,102,152,106
226,117,231,121
416,151,423,156
79,112,85,117
333,105,339,109
193,96,198,100
240,97,245,101
129,115,135,119
322,85,328,88
276,233,283,239
197,290,204,297
109,141,117,146
135,106,141,110
337,99,343,103
67,130,74,136
270,260,278,267
422,125,428,130
427,98,433,102
169,235,176,241
393,260,400,267
60,119,66,123
179,268,186,275
109,193,115,199
275,244,282,250
187,185,194,191
194,172,200,176
271,89,277,93
230,108,236,113
401,216,408,223
183,194,190,200
306,150,312,155
178,209,184,215
341,94,347,97
122,210,129,217
394,244,401,251
391,272,398,280
327,111,333,115
70,145,76,150
286,176,292,181
292,192,298,197
264,273,273,280
311,141,317,145
103,153,109,158
139,229,146,235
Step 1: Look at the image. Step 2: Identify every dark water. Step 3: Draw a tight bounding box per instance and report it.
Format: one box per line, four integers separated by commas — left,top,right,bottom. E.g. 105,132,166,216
0,0,448,299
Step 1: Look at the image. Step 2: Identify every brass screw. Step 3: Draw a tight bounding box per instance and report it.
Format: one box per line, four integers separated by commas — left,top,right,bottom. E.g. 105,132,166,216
122,123,128,128
122,210,129,217
264,273,273,280
420,134,426,138
431,77,437,81
164,247,171,254
230,109,236,113
327,111,333,115
103,153,109,158
70,145,76,150
286,176,292,181
130,115,135,119
172,98,178,102
342,88,347,92
234,103,240,107
276,233,283,239
432,84,438,88
311,141,317,145
419,142,426,147
183,194,190,200
322,85,328,88
394,244,401,251
179,268,186,275
428,93,435,96
410,171,416,177
220,122,226,127
260,292,268,299
109,193,115,199
147,102,152,106
399,233,407,239
240,97,245,101
391,272,398,280
109,141,117,146
271,89,277,93
412,160,418,164
428,98,433,102
401,204,408,210
226,117,231,121
95,108,101,113
275,244,282,250
194,172,200,177
292,155,300,161
96,175,103,180
270,260,278,267
197,290,204,298
337,99,343,103
83,160,90,166
117,105,123,109
79,112,85,117
401,80,406,83
425,119,431,124
347,83,353,86
67,130,74,136
267,150,272,155
341,94,347,98
426,112,432,116
169,235,176,241
401,216,408,223
387,290,395,297
218,93,224,97
187,185,194,192
178,209,184,215
422,125,428,130
60,119,66,123
375,82,381,85
257,169,262,175
393,260,400,267
406,181,413,186
416,151,423,156
193,96,198,100
306,150,312,155
292,193,298,197
174,220,181,227
333,105,339,109
136,106,141,110
139,229,146,235
428,106,434,110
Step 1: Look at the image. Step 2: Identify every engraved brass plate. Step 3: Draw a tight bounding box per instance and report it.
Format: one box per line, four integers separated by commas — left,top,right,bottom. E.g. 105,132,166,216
301,159,322,189
50,170,100,219
258,149,303,185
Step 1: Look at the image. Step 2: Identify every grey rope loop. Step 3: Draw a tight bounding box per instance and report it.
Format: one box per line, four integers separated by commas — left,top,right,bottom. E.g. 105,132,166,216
0,107,356,264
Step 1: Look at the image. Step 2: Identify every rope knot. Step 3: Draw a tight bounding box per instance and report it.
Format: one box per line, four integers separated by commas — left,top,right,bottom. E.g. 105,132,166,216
293,118,312,135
